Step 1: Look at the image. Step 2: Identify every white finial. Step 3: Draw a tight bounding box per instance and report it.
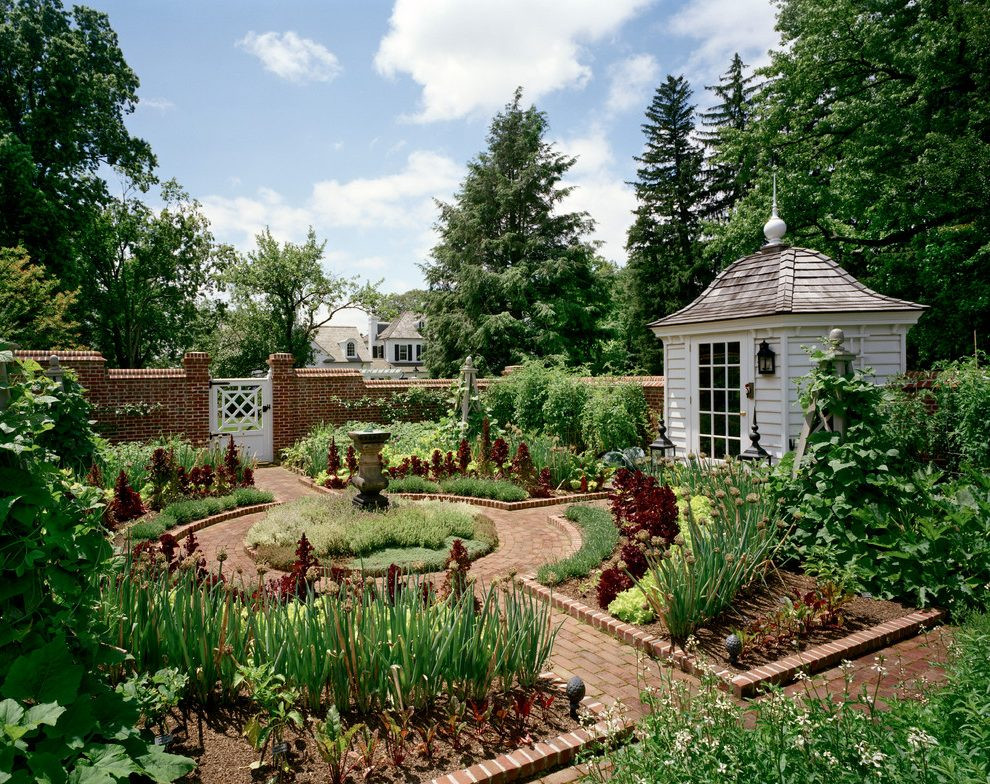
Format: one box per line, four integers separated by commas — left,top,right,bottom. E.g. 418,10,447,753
763,172,786,246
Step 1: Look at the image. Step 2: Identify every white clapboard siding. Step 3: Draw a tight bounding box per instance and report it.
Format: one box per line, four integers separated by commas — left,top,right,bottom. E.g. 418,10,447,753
663,340,690,453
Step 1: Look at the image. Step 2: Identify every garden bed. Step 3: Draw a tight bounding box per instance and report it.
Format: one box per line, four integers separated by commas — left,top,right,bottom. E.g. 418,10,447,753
155,680,612,784
519,572,943,698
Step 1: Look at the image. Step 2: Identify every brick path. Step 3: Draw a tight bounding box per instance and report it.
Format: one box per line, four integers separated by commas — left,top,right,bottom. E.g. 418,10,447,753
183,467,954,783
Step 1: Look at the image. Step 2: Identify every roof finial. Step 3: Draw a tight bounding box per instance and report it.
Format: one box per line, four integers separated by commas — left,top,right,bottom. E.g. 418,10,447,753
763,172,787,246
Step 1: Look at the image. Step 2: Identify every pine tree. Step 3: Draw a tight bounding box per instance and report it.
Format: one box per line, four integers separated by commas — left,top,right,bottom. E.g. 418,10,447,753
699,53,760,221
623,75,707,374
422,88,610,377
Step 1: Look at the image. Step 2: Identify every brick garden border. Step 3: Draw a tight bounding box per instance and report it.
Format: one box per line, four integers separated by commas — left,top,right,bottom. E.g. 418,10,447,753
516,574,943,698
168,502,282,540
292,469,610,510
430,677,628,784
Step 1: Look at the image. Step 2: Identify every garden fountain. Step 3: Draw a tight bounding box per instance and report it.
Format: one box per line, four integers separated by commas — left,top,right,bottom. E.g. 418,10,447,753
348,429,391,510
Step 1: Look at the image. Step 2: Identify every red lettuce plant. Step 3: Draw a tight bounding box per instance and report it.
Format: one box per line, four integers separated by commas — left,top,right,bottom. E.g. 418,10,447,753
510,442,536,486
596,568,633,609
609,469,679,545
529,467,554,499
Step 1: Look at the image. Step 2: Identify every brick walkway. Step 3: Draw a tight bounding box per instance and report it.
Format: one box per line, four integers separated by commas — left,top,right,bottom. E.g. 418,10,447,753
182,467,954,783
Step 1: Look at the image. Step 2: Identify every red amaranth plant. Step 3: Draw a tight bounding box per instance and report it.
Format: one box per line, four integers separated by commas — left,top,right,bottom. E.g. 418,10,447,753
223,435,241,484
430,449,444,479
579,474,589,493
86,462,104,489
443,451,457,477
266,533,322,601
457,438,471,473
110,470,145,525
439,539,473,603
529,467,554,499
510,442,535,485
490,437,508,473
410,454,428,477
327,438,342,476
345,445,358,474
147,447,175,510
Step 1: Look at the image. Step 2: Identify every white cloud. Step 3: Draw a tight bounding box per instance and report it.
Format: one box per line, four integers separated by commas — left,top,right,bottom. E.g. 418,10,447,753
556,127,635,265
310,150,461,229
237,31,342,83
670,0,778,84
606,54,659,114
375,0,655,122
141,97,175,112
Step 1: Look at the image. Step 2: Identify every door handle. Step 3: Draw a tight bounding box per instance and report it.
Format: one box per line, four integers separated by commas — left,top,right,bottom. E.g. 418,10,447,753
262,404,271,413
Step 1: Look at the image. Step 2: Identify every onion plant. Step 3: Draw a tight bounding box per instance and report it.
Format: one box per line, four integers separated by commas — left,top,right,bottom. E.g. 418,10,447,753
101,570,559,716
637,457,783,647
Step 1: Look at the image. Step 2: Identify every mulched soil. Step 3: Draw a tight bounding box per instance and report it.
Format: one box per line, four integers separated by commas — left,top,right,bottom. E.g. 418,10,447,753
552,567,910,673
163,687,580,784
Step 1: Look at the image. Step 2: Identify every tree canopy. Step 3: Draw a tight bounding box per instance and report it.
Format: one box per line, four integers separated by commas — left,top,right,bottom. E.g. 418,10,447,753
706,0,990,363
206,228,378,376
0,0,155,281
422,89,611,377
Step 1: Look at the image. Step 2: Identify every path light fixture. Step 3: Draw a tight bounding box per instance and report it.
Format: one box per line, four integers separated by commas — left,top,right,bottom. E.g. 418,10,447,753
649,417,676,465
757,340,776,375
566,676,586,719
739,410,772,466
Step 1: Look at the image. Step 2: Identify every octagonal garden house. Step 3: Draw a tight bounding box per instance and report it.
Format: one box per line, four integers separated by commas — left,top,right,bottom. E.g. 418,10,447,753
649,208,925,461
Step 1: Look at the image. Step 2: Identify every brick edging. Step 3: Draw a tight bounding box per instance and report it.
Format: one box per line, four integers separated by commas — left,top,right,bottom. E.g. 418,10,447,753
290,468,609,510
392,491,610,511
169,502,281,540
515,575,943,698
430,677,629,784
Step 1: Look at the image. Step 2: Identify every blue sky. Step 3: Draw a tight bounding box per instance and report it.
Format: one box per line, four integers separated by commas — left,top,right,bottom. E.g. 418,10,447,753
93,0,779,302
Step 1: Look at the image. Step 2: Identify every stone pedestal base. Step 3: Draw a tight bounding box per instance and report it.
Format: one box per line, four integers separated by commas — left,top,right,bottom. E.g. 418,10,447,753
353,490,390,511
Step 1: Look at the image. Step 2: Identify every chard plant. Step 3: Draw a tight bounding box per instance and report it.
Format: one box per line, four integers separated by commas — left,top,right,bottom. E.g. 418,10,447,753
235,662,304,772
313,705,363,784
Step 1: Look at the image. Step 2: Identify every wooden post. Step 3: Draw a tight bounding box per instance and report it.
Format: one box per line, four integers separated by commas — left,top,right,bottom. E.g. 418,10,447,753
459,356,477,425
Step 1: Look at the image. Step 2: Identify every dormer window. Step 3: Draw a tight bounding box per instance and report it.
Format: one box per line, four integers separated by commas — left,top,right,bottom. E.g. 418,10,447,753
346,341,356,359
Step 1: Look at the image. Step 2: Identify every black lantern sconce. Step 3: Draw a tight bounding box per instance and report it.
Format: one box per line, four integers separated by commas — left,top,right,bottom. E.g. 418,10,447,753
649,417,676,464
757,340,776,375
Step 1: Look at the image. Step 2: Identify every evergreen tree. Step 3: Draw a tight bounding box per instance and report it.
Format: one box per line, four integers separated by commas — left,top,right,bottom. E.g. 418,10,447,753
624,75,707,374
422,89,610,377
699,54,760,221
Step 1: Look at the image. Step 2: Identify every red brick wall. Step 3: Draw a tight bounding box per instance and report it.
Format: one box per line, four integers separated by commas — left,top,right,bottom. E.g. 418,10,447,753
13,351,664,456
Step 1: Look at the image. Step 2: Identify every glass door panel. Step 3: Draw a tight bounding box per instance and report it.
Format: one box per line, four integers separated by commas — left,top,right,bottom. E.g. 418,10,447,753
697,340,742,458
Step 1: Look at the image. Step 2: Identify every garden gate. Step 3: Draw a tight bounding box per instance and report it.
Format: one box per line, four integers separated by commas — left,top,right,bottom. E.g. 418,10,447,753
208,376,274,462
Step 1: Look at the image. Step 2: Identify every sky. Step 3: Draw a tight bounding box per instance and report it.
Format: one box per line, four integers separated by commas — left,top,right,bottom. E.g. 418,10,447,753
91,0,780,313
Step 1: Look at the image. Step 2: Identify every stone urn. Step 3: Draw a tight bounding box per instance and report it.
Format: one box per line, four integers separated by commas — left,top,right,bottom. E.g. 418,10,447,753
348,430,391,510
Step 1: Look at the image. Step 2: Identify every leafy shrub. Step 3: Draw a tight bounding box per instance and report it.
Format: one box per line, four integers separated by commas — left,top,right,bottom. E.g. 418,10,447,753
543,373,590,449
594,612,990,784
884,356,990,473
127,488,274,542
388,475,442,494
0,351,193,781
773,346,990,615
537,506,619,585
580,383,650,454
439,477,528,502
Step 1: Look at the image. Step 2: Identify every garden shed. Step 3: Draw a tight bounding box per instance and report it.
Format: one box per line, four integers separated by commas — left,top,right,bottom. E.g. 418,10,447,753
649,208,926,460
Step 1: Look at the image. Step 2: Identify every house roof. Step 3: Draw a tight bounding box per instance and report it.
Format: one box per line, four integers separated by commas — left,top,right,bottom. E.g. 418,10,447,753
377,311,423,340
650,244,926,329
312,325,370,363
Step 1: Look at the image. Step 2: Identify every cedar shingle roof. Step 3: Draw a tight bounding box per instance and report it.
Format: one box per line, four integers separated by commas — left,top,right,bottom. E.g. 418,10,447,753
377,311,423,340
650,245,925,328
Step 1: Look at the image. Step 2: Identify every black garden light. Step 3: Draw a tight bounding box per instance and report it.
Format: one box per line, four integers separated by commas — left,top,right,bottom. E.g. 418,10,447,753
649,417,676,463
757,339,776,375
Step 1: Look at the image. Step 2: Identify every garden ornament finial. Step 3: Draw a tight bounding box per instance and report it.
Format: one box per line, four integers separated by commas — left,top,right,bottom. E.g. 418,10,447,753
763,173,787,246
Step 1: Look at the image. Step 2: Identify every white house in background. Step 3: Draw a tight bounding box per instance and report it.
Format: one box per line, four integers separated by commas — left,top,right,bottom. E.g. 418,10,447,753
311,311,427,377
649,206,926,461
367,311,426,376
311,325,372,368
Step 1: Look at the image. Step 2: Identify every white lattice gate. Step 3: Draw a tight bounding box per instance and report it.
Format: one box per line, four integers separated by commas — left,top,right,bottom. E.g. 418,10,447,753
209,377,273,463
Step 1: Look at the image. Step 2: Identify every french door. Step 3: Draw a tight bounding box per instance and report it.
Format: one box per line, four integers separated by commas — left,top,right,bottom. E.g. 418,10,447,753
697,341,742,459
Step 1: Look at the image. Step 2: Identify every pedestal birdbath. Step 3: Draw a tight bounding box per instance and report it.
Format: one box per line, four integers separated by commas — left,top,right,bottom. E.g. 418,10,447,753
348,430,391,510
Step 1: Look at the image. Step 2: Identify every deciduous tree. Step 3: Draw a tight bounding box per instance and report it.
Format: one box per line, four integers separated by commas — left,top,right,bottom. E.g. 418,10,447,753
0,246,79,348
